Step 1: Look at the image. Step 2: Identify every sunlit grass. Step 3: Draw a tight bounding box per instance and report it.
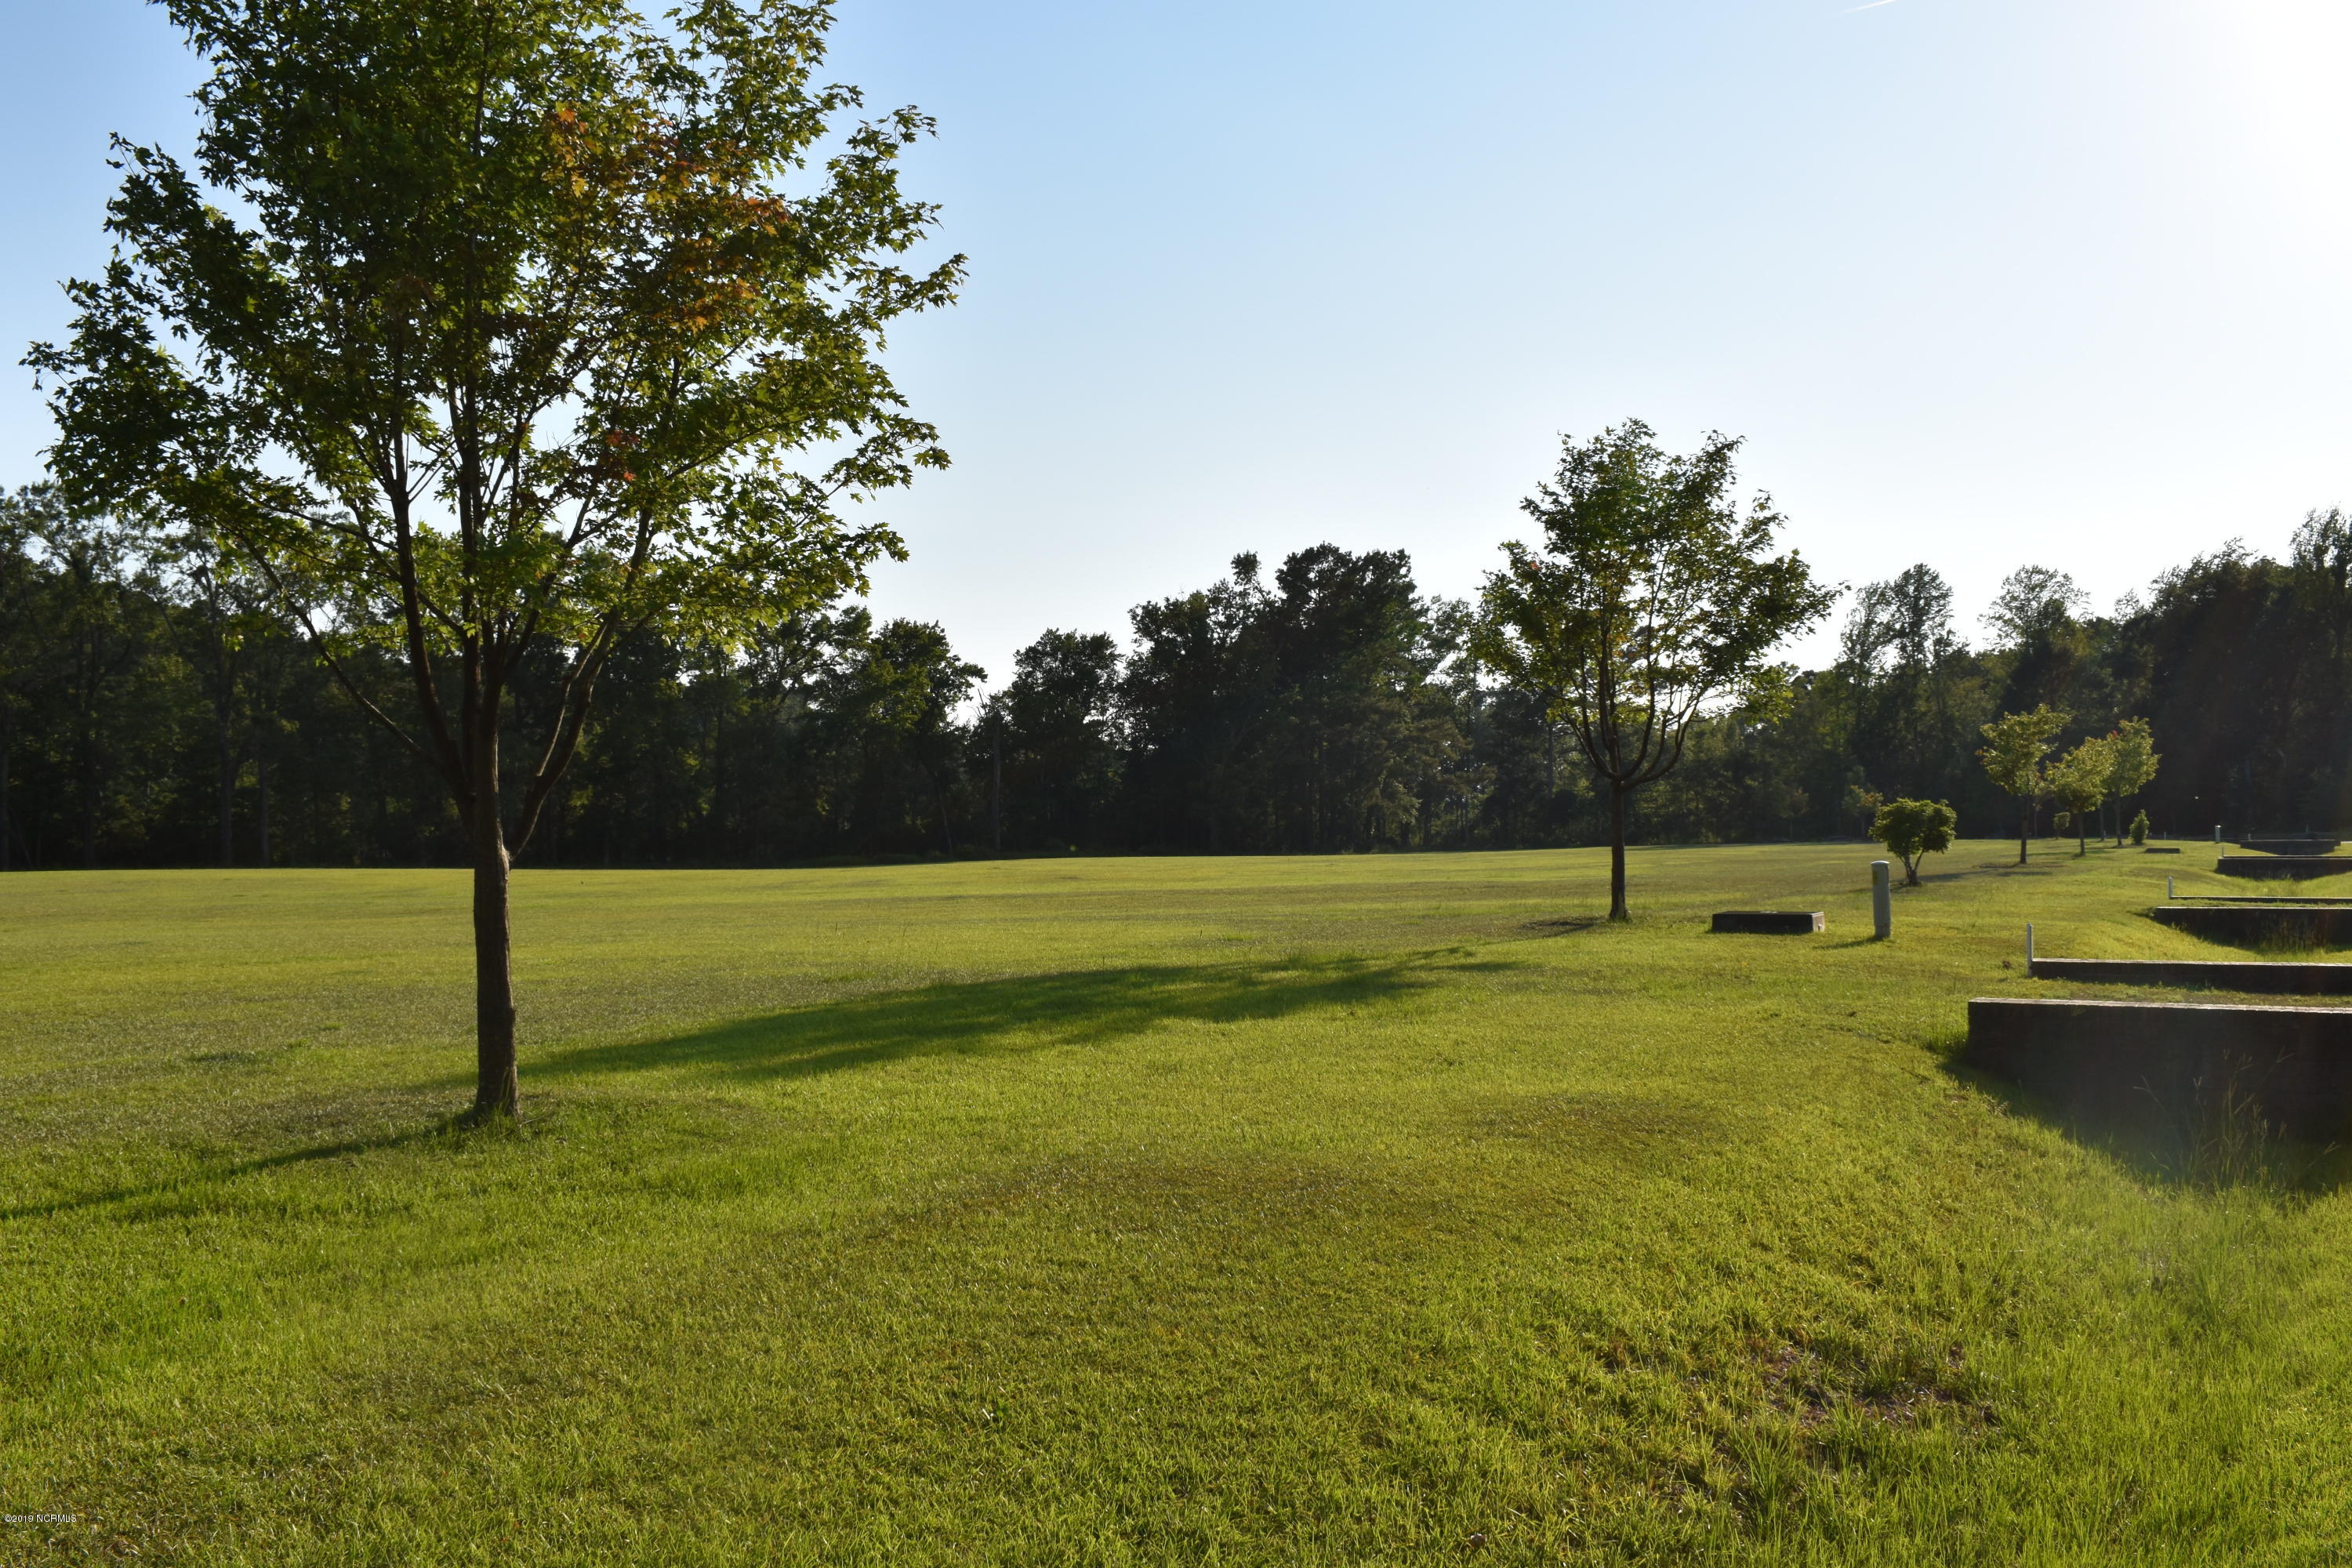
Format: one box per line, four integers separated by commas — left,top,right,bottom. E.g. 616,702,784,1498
2,840,2347,1563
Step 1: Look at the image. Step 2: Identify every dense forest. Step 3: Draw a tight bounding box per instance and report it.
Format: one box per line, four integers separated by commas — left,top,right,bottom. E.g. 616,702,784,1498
2,481,2347,869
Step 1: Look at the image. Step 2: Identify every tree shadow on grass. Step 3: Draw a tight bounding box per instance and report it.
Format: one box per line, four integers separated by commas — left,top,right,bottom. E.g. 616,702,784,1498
1520,916,1606,937
539,953,1514,1084
0,1114,492,1222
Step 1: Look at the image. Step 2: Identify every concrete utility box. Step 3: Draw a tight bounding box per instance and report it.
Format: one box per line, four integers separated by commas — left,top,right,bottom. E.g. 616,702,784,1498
2028,956,2352,995
2215,856,2352,880
2144,847,2182,855
2236,837,2343,855
1710,910,1824,934
2151,904,2352,947
1964,996,2352,1141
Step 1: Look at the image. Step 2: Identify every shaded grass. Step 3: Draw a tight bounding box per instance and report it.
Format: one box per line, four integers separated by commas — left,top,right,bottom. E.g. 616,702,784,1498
541,953,1498,1082
2,841,2350,1563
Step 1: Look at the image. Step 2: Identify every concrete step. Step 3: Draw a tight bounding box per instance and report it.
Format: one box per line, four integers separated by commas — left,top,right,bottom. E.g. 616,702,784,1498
1964,996,2352,1140
2030,956,2352,993
2215,856,2352,880
2151,904,2352,946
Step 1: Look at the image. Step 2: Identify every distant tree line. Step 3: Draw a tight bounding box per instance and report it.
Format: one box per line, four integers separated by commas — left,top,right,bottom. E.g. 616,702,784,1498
3,485,2348,869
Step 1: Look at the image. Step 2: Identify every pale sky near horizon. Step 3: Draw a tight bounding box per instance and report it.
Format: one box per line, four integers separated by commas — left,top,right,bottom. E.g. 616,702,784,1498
2,0,2347,684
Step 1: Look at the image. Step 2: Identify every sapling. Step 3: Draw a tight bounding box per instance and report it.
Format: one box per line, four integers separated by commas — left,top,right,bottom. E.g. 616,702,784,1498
2104,719,2161,846
1871,798,1958,886
2049,734,2118,858
1979,706,2070,866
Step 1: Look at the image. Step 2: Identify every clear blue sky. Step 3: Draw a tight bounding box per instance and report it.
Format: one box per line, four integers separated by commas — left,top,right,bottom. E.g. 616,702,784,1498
4,0,2347,681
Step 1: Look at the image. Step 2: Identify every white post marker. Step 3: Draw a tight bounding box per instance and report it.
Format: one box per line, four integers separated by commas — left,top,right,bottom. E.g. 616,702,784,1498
2169,875,2175,900
2026,923,2035,966
1872,859,1892,940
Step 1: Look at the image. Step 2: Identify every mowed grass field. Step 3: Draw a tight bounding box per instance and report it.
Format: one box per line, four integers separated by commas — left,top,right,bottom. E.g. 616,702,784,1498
4,841,2351,1565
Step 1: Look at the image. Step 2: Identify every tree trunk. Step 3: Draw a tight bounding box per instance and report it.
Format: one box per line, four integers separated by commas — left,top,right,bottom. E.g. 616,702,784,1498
931,768,956,855
470,735,518,1119
1607,779,1630,921
217,713,237,868
2018,800,2030,865
81,747,99,870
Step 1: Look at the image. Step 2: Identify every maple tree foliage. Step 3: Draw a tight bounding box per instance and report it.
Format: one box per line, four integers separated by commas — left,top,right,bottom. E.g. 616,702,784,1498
31,0,962,1113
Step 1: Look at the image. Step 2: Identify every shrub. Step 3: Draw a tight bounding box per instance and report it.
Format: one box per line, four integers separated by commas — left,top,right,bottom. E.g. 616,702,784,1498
2131,810,2151,846
1872,798,1960,886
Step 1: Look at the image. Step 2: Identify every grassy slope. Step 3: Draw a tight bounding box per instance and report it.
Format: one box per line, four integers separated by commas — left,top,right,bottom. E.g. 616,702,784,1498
2,841,2349,1565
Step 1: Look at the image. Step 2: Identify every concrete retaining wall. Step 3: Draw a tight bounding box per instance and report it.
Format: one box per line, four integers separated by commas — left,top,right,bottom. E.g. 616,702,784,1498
1710,911,1824,935
2030,956,2352,993
2151,905,2352,946
1964,996,2352,1140
2180,895,2352,906
2215,856,2352,880
2237,837,2342,855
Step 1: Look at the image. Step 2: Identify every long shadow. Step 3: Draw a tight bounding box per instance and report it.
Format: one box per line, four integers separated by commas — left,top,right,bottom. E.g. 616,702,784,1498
1519,916,1605,937
0,1117,475,1223
539,953,1513,1083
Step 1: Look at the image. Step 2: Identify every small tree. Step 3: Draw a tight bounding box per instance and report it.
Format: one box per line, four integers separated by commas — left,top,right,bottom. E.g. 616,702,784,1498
1840,778,1883,839
1979,706,2070,865
1871,797,1957,885
2047,733,2114,858
33,0,962,1116
2129,809,2151,846
2103,717,2160,846
1474,421,1833,920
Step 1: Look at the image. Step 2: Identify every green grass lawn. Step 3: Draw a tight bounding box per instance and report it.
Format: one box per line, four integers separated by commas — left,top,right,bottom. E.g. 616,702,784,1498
4,840,2350,1565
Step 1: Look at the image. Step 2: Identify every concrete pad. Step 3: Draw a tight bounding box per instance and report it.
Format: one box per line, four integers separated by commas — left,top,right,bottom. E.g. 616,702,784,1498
1709,911,1824,935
